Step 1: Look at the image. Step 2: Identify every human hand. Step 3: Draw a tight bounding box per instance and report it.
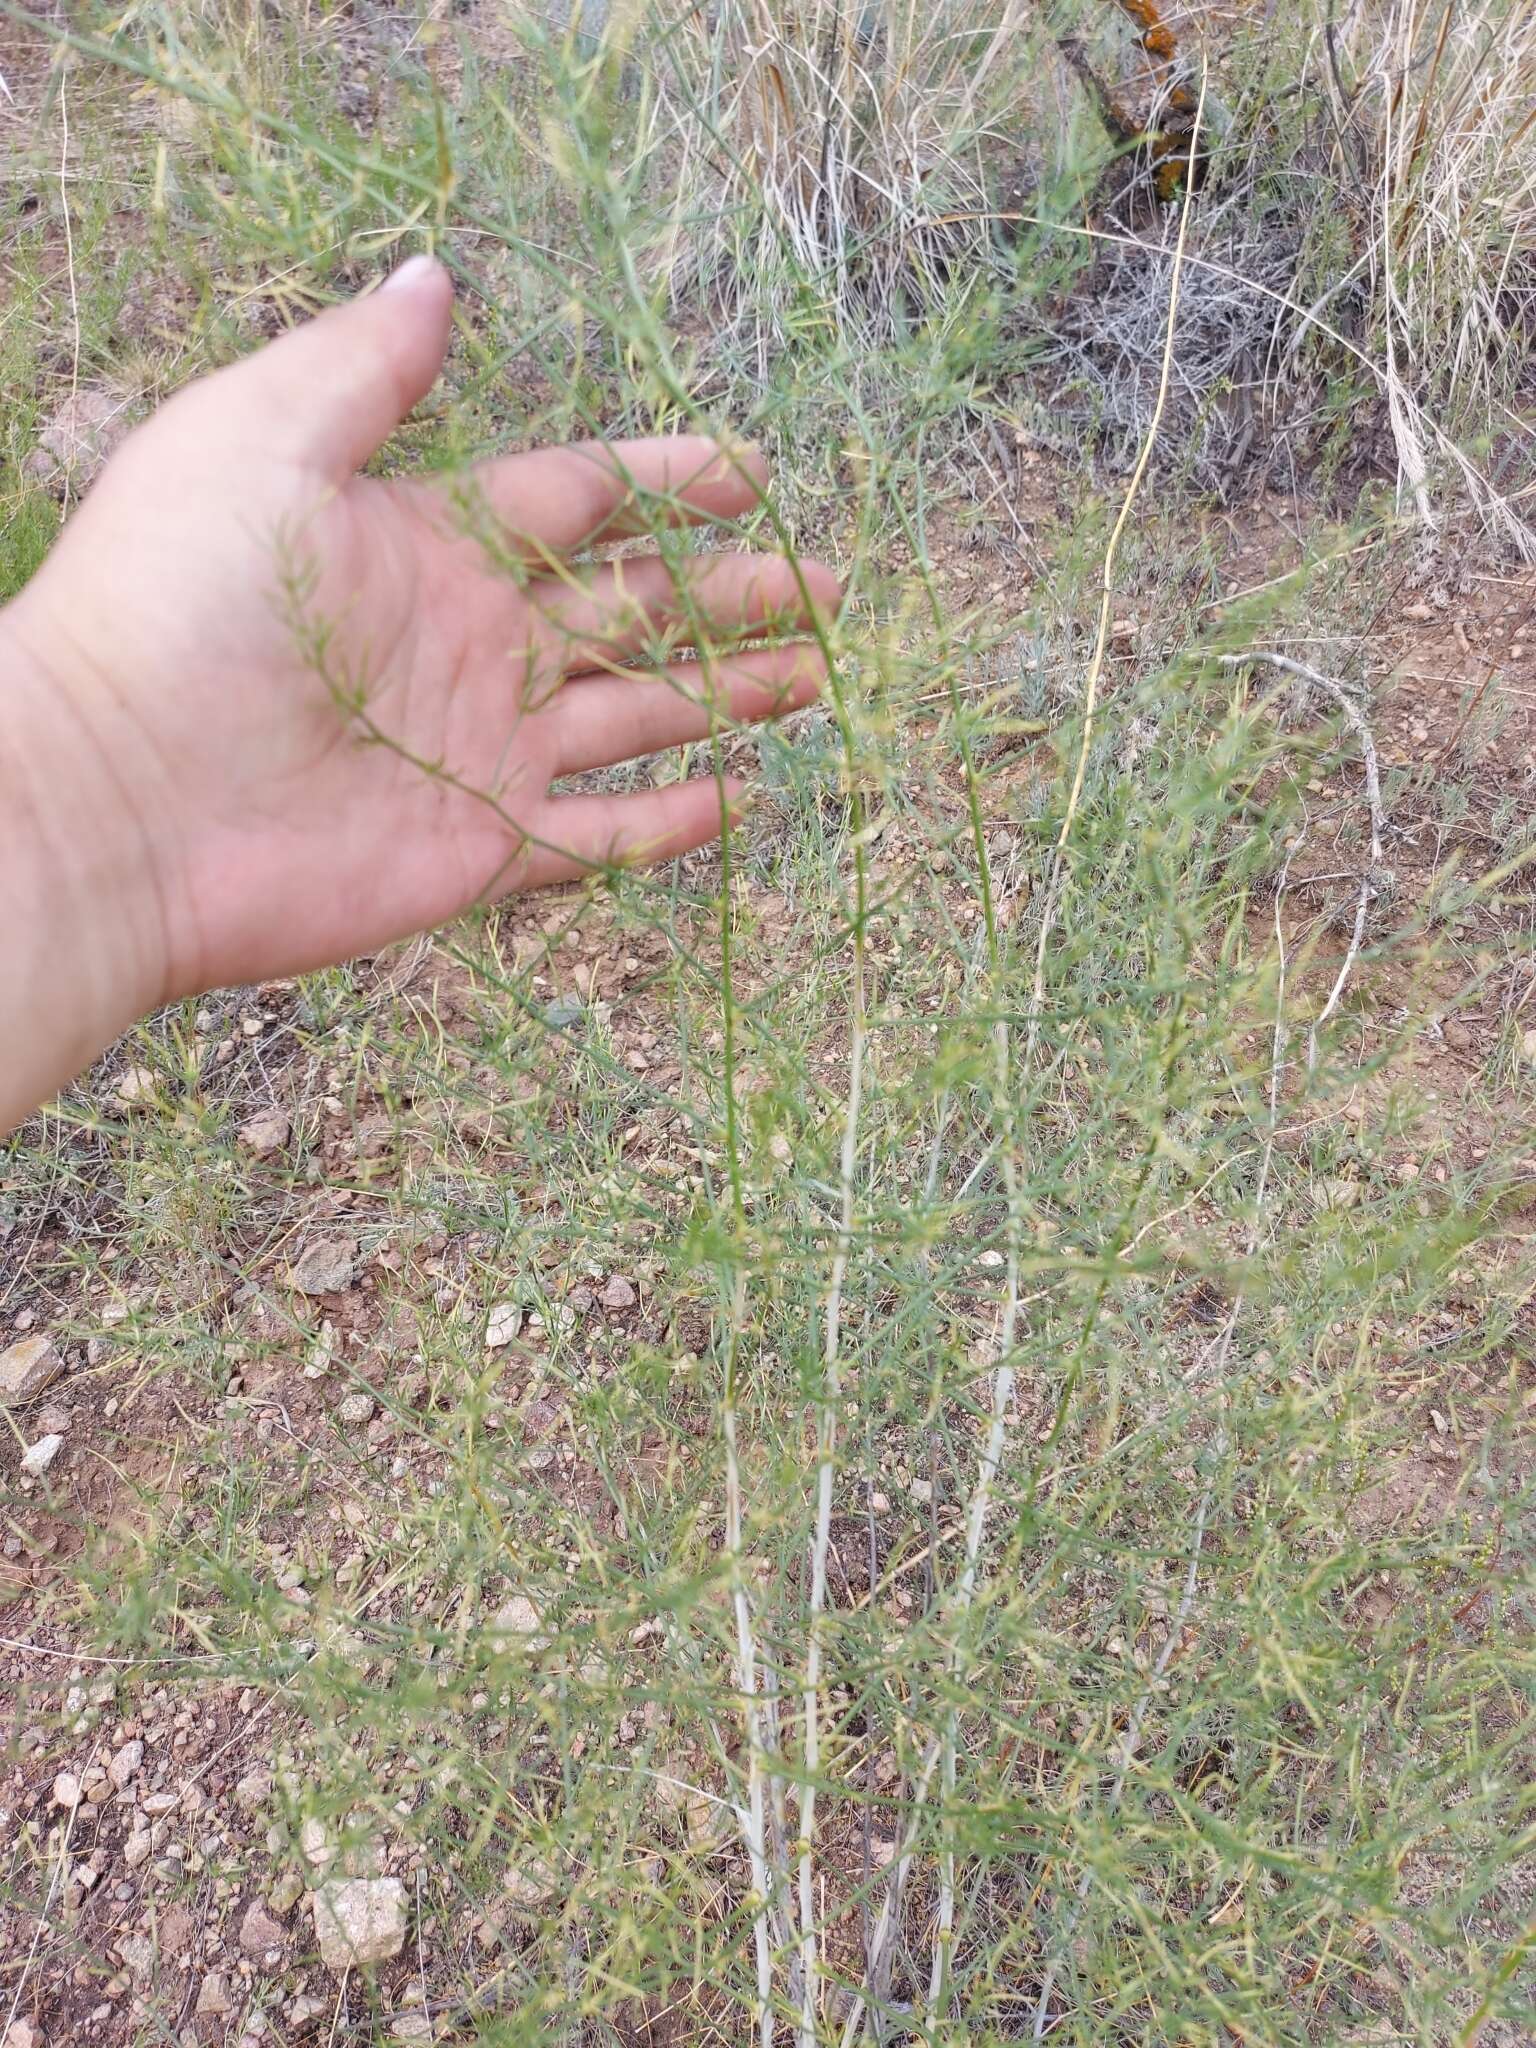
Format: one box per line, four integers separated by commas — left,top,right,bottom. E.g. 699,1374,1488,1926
1,256,837,1125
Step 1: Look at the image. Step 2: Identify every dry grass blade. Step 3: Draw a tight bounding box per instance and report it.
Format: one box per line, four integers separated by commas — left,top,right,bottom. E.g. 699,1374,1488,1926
653,0,1013,353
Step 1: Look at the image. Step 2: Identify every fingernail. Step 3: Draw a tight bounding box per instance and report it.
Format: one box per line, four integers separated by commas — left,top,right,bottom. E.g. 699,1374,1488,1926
380,253,438,296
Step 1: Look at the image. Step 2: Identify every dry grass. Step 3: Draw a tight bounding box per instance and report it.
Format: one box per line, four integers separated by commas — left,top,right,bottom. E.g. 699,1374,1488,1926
643,0,1021,358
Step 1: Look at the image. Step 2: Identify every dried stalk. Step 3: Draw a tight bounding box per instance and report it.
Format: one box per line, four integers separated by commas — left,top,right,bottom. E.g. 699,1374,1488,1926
722,1278,782,2048
796,917,867,2045
1220,651,1387,1071
1025,63,1209,1074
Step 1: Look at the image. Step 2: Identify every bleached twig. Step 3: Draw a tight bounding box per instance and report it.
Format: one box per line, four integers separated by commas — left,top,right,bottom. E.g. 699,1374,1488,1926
1022,67,1209,1077
58,68,81,516
722,1272,783,2047
1221,651,1387,1072
797,917,867,2045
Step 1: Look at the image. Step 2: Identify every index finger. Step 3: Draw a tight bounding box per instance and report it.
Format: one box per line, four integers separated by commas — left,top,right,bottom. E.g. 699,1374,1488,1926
408,434,769,571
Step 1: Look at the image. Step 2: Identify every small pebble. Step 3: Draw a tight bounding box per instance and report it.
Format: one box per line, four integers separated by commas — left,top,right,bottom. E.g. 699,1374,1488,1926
0,1335,62,1406
238,1110,291,1158
20,1434,63,1477
485,1302,521,1349
113,1065,159,1109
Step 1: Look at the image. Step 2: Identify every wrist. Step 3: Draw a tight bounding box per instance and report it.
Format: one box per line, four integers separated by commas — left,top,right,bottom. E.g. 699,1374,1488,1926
1,593,172,1127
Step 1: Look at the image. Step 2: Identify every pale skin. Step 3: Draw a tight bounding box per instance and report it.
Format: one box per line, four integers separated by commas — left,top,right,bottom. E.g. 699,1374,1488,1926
0,256,839,1131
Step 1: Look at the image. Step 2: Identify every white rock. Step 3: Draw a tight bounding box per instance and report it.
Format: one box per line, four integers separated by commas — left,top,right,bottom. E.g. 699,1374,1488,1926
304,1320,339,1380
238,1111,291,1158
20,1434,63,1477
113,1065,159,1109
119,1931,155,1977
312,1876,407,1970
484,1302,521,1349
232,1769,272,1813
0,1336,61,1406
289,1239,356,1296
502,1854,559,1912
123,1826,154,1868
528,1304,576,1337
488,1595,546,1651
600,1274,637,1310
237,1898,288,1956
300,1816,336,1873
196,1972,233,2017
52,1772,82,1810
107,1740,144,1792
337,1392,375,1426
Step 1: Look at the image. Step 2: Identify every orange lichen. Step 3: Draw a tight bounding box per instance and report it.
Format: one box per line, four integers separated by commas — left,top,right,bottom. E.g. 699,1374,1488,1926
1112,0,1203,198
1115,0,1182,67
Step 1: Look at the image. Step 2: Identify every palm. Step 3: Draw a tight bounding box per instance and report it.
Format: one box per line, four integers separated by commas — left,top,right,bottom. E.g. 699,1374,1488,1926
48,261,834,998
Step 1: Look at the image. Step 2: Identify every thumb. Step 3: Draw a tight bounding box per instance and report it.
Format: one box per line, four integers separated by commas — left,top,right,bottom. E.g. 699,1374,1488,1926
188,255,455,479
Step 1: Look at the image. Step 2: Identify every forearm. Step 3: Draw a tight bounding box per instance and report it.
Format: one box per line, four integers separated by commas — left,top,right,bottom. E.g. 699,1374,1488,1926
1,598,167,1132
